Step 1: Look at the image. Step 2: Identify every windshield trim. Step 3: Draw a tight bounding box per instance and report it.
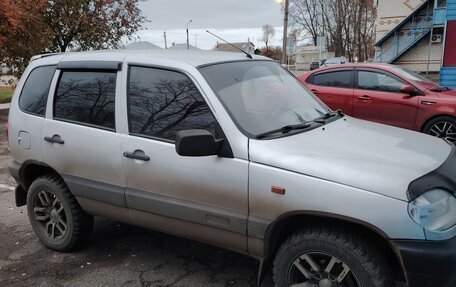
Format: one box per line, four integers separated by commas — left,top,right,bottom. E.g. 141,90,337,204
198,60,334,140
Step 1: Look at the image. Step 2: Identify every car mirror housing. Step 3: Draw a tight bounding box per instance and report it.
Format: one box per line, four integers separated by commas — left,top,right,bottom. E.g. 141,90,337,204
400,85,419,96
175,129,222,157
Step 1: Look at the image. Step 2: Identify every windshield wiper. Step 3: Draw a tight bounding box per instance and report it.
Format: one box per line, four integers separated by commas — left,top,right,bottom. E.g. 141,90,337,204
313,109,344,124
430,87,452,92
256,123,312,139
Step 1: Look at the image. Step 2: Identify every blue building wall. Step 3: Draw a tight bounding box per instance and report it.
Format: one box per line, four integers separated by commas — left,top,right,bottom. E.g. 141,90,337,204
440,68,456,89
440,0,456,88
447,0,456,20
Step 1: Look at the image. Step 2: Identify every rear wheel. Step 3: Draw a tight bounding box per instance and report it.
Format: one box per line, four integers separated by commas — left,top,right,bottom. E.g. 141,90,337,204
27,175,93,251
423,116,456,144
273,227,392,287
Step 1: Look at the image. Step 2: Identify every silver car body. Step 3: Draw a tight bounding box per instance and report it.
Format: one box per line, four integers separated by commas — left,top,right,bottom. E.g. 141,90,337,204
8,50,454,262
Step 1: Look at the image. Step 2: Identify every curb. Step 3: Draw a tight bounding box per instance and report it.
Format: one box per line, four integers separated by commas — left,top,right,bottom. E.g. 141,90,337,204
0,103,10,116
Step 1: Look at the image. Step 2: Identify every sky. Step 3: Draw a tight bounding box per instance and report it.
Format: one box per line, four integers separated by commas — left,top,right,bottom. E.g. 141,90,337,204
128,0,286,50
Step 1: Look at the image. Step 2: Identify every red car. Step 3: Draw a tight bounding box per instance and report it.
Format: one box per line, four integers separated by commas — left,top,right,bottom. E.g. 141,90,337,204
299,63,456,144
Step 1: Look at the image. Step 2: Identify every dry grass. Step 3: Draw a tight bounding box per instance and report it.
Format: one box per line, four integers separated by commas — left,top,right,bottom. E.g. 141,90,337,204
0,88,14,104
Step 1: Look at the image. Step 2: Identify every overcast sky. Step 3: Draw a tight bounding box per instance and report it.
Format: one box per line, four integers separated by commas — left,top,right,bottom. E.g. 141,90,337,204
129,0,286,50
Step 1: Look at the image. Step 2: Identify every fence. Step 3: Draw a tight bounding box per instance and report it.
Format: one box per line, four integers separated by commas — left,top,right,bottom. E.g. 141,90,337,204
0,75,18,88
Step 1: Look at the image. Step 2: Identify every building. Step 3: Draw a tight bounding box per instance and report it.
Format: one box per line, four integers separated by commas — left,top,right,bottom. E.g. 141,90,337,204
214,42,255,54
374,0,453,85
125,41,162,50
168,43,200,50
294,45,335,71
440,0,456,88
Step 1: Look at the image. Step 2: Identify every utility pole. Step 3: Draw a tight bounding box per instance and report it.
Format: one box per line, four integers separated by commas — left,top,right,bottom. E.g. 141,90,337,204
186,19,192,50
281,0,289,65
164,31,168,49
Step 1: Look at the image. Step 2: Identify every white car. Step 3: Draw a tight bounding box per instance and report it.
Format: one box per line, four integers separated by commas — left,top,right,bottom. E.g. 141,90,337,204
8,50,456,287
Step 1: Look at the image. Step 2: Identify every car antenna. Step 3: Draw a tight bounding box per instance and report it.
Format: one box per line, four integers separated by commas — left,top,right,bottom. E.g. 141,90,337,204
206,30,253,59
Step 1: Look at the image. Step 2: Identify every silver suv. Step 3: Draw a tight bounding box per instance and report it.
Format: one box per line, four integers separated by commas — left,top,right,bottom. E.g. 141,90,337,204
8,50,456,287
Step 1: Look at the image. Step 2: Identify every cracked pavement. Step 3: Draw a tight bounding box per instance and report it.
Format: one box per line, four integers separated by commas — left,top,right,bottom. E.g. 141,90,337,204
0,113,274,287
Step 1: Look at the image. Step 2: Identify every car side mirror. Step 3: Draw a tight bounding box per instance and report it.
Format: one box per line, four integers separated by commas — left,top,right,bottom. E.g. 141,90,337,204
400,85,419,96
175,129,222,157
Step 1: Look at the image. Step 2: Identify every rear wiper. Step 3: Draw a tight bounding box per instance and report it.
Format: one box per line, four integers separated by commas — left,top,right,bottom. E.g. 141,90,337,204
256,123,312,139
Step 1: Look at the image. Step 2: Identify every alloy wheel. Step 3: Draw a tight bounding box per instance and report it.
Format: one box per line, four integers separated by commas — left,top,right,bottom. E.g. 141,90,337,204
288,252,361,287
33,190,68,240
428,121,456,143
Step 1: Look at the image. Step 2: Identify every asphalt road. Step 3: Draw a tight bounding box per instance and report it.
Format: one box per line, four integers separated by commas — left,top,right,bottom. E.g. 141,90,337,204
0,113,274,287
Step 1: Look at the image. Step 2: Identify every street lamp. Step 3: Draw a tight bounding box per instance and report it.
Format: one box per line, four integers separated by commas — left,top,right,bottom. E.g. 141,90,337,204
186,19,193,50
276,0,289,65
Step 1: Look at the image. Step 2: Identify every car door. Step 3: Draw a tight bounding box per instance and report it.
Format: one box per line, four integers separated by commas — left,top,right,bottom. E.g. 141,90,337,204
42,62,126,212
353,69,419,129
121,65,249,253
306,69,354,114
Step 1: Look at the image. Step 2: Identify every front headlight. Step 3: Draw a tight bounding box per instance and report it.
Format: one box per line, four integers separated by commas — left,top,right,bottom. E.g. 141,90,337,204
408,189,456,232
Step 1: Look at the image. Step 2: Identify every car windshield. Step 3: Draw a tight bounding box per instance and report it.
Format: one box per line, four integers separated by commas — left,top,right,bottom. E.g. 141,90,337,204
390,67,452,91
199,61,332,138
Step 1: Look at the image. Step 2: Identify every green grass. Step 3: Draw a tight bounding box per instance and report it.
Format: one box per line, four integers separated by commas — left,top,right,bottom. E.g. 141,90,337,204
0,89,14,104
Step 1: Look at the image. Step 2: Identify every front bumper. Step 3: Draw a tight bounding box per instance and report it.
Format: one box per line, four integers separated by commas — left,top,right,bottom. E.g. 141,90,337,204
393,236,456,287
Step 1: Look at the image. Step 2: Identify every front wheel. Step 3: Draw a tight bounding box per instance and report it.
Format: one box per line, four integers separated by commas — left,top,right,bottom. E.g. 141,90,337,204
27,174,93,251
273,227,392,287
423,116,456,144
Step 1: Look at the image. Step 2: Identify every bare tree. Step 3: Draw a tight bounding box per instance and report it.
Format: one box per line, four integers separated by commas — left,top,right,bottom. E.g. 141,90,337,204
290,0,377,62
262,24,276,52
289,0,324,46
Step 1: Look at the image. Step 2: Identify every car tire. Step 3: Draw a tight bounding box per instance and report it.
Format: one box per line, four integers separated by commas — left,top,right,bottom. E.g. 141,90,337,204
27,174,93,251
273,226,392,287
423,116,456,144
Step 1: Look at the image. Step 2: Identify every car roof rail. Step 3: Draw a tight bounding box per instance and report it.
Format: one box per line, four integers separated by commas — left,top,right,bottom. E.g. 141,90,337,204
30,52,65,62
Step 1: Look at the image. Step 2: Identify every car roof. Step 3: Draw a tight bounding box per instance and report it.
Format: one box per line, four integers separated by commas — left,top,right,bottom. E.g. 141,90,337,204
310,63,398,73
30,49,271,68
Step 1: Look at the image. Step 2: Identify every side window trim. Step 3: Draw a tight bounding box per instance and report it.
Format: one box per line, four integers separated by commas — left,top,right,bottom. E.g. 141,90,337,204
53,68,118,131
126,65,222,143
312,68,354,89
18,65,56,117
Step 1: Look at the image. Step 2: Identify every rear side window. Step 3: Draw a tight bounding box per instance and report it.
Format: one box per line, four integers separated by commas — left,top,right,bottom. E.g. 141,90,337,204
128,66,216,141
19,66,56,116
313,71,352,88
54,71,116,130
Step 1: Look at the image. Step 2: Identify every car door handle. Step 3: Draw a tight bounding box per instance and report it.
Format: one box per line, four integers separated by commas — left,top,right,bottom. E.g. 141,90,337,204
44,134,65,145
311,89,319,94
357,95,372,101
421,101,437,106
123,150,150,161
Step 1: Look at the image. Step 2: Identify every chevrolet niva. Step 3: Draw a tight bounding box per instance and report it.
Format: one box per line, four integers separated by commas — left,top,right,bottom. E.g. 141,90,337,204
8,50,456,287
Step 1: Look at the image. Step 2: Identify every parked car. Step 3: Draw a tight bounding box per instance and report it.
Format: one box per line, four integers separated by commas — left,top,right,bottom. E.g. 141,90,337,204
299,63,456,144
8,50,456,287
322,56,347,66
310,59,326,70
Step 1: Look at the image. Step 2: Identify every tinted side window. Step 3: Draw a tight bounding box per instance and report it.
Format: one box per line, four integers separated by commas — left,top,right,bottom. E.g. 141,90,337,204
19,66,56,116
54,71,116,130
128,66,216,141
313,71,352,88
358,71,405,93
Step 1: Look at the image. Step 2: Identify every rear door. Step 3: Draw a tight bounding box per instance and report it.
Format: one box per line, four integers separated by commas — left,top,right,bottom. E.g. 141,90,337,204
42,62,125,210
306,69,354,114
353,68,419,129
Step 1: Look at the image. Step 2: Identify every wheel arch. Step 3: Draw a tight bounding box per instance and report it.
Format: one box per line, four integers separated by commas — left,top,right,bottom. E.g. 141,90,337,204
259,211,406,284
421,114,456,132
19,160,63,190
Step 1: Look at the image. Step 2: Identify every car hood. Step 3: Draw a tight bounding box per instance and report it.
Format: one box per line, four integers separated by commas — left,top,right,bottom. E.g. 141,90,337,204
249,117,451,201
436,89,456,99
